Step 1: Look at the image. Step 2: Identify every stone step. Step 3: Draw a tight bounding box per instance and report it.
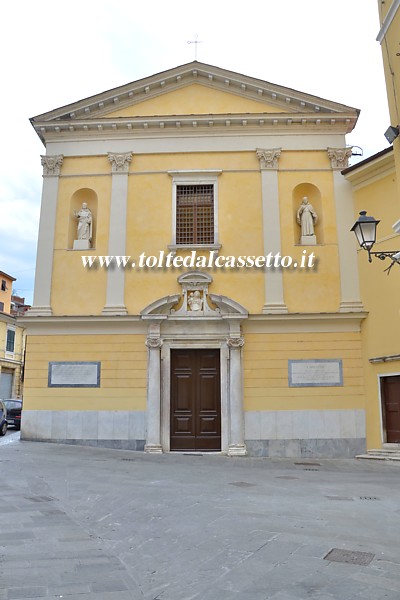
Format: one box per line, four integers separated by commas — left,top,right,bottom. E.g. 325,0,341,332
382,443,400,451
356,449,400,461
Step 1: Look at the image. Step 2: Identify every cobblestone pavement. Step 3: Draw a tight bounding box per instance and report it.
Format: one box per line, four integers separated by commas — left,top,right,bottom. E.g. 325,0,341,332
1,439,400,600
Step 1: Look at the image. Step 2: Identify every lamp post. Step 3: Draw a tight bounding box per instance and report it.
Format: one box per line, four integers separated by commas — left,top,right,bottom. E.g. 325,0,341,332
351,211,400,269
350,210,400,270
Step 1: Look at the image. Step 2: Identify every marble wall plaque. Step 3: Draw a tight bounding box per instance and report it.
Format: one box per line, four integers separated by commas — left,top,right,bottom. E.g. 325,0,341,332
48,362,101,387
288,359,343,387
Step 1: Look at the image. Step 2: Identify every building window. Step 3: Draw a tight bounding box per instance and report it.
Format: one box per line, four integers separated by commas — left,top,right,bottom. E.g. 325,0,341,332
0,302,4,312
176,185,214,245
168,170,222,250
6,329,15,353
1,280,6,291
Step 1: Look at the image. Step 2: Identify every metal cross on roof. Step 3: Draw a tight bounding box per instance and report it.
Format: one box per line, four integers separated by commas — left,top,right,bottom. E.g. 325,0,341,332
187,34,203,61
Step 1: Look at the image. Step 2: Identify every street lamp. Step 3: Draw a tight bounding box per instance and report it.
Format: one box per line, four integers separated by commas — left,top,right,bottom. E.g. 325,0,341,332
351,211,400,268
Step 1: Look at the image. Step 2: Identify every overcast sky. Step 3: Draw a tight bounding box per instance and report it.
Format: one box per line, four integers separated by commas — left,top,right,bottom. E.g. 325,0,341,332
0,0,390,305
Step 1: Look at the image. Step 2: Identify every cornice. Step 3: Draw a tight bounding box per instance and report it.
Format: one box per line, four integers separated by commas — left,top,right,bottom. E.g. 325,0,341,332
32,112,357,145
244,312,367,334
22,311,367,336
1,312,18,326
22,314,147,336
343,150,395,190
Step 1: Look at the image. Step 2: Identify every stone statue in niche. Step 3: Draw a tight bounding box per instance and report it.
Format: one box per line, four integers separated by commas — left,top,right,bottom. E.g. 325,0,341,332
73,202,93,250
188,290,203,312
297,196,318,245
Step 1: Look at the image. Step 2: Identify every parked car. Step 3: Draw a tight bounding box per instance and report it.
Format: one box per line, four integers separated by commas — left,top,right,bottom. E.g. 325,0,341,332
4,399,22,430
0,400,7,436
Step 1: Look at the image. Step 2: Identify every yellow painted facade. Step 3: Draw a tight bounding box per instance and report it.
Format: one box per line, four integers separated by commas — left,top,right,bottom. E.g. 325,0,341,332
345,149,400,449
46,147,343,317
243,331,364,412
335,1,400,452
23,334,147,411
24,62,368,457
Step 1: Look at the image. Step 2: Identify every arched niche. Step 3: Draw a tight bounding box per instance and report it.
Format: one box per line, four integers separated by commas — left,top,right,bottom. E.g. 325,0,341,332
292,183,323,245
68,188,98,249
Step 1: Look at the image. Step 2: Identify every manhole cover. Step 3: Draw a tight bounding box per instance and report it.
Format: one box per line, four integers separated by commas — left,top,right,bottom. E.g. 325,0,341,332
324,548,374,566
229,481,256,488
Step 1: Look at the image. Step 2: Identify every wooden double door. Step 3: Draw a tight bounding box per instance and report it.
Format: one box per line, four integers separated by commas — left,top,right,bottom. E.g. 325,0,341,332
170,349,221,451
382,375,400,443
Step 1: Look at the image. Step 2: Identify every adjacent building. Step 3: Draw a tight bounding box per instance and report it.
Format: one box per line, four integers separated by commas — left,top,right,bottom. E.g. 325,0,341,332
0,271,25,399
342,0,400,452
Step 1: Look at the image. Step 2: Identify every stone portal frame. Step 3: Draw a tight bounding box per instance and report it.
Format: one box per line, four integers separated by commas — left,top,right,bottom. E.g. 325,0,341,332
160,337,230,454
141,274,248,455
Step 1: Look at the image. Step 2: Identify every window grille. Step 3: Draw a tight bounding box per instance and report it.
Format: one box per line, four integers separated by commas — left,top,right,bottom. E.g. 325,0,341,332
176,185,214,244
0,302,4,312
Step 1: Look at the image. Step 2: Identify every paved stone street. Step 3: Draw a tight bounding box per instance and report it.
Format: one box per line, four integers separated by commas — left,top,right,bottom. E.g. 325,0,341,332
1,436,400,600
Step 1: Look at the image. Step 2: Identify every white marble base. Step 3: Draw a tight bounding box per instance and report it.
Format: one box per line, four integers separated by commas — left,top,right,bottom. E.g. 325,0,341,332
73,239,91,250
228,444,247,456
21,410,146,442
144,444,163,454
300,235,316,245
245,409,365,440
246,438,366,458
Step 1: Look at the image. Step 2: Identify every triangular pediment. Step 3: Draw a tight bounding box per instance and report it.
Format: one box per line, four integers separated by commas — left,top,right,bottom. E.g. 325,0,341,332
31,61,359,143
103,84,286,119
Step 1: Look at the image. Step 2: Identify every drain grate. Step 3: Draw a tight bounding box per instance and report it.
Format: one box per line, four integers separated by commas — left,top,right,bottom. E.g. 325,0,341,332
229,481,256,488
303,468,319,471
324,548,374,566
275,476,300,480
325,496,354,501
359,496,380,501
183,453,203,456
294,462,321,467
25,496,54,503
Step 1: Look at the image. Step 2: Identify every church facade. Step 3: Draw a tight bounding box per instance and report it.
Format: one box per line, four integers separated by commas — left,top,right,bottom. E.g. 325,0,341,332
22,62,367,457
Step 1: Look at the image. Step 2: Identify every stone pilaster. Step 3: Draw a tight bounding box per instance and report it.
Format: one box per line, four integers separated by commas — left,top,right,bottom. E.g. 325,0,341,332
29,155,63,316
144,337,163,453
256,149,288,314
102,152,133,315
327,148,363,312
227,337,246,456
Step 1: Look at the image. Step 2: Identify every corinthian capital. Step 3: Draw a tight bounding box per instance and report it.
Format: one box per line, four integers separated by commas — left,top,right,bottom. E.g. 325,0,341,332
108,152,133,173
327,147,353,170
145,337,163,349
227,337,245,349
41,155,63,176
256,148,281,170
